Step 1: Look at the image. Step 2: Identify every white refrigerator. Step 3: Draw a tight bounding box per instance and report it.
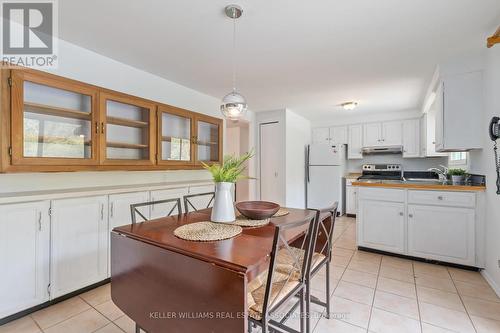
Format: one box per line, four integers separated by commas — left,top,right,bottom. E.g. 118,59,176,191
306,144,346,215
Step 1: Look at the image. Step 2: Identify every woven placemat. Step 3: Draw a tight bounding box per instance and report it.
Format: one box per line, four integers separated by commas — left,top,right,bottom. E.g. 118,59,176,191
174,222,242,242
233,215,270,227
273,208,290,217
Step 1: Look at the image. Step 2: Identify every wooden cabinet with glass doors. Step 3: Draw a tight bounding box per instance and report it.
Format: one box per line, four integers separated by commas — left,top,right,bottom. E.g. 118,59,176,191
3,68,222,172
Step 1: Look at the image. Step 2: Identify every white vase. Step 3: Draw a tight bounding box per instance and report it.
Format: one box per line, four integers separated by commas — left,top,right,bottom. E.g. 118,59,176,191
211,182,236,223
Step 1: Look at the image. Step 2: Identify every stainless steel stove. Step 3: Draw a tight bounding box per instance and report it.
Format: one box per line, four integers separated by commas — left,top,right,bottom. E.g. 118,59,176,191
358,164,403,181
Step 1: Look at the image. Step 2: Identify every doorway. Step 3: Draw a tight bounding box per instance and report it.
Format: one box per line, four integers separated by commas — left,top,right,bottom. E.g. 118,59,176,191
226,120,251,202
259,122,283,204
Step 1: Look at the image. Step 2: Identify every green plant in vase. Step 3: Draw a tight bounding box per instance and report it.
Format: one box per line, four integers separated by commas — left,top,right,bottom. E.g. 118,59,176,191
448,168,467,184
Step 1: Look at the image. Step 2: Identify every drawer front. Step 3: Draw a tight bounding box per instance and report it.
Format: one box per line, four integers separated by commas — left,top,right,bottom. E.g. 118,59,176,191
408,190,475,208
358,187,405,203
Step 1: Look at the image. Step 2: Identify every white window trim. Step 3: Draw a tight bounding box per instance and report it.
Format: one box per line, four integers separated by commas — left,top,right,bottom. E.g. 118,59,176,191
448,152,469,170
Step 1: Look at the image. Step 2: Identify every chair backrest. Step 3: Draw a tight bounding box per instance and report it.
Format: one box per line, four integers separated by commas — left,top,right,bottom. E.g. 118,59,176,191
316,202,339,261
260,209,321,319
130,198,182,224
183,192,215,213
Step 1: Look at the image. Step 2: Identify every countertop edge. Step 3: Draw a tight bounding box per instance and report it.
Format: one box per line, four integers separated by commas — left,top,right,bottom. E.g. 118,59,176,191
352,181,486,192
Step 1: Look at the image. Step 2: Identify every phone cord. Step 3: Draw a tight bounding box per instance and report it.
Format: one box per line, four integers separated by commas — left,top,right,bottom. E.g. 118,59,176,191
494,140,500,195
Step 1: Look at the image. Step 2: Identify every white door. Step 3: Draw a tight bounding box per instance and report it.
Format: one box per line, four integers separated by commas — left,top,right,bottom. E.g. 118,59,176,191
330,126,348,144
312,128,330,144
51,196,108,298
348,125,363,159
363,123,382,147
109,191,150,229
382,121,403,146
150,188,188,219
0,201,50,318
260,122,284,204
307,166,341,210
346,186,357,215
358,200,405,253
408,205,475,265
402,119,420,158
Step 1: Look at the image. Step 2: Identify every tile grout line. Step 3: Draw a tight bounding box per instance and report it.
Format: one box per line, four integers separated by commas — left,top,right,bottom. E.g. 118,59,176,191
364,246,382,333
32,298,93,332
412,261,425,333
447,267,479,333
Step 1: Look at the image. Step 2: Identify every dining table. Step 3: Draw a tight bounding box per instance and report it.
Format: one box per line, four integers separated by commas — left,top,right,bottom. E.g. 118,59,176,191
110,207,324,333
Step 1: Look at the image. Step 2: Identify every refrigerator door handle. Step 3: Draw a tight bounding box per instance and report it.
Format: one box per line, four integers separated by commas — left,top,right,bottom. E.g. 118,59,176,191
306,145,310,183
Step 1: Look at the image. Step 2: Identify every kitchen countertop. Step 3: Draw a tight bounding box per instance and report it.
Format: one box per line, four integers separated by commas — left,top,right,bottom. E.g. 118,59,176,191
352,179,486,192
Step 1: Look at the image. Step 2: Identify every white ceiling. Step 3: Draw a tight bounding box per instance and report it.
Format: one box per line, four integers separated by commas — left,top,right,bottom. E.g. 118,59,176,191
59,0,500,121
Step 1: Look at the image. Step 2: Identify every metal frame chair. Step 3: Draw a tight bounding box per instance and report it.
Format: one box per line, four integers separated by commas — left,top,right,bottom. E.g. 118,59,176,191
130,198,182,224
278,202,338,332
248,209,321,333
182,192,215,213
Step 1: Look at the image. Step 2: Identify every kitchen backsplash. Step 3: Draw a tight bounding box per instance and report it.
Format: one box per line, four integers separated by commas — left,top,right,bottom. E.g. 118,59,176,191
347,154,449,173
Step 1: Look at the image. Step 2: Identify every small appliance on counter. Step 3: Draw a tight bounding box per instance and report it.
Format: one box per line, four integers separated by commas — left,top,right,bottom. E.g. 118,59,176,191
306,144,346,215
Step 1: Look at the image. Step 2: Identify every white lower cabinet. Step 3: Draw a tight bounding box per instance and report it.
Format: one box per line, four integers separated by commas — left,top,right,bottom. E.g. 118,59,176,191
109,191,150,229
0,201,50,318
408,204,475,265
346,186,357,215
51,196,108,299
150,188,188,219
358,199,405,254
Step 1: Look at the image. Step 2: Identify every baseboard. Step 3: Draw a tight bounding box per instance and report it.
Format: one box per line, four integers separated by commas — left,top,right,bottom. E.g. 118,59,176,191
481,269,500,298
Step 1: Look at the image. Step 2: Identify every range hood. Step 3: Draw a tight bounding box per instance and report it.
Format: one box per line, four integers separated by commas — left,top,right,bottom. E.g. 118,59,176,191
362,146,403,155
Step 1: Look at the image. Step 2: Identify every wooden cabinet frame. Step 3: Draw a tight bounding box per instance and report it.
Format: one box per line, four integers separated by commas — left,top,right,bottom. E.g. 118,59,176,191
0,67,223,172
10,70,99,166
193,113,223,166
99,91,156,166
157,104,196,167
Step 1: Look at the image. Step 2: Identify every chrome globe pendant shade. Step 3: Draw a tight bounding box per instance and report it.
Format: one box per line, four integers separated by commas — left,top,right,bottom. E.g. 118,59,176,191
220,5,248,120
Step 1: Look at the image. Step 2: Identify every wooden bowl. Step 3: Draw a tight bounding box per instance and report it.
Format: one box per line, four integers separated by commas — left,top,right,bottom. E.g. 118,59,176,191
236,201,280,220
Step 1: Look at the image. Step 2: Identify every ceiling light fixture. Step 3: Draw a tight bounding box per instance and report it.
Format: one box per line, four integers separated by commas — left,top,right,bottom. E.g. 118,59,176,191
341,102,358,110
220,4,248,120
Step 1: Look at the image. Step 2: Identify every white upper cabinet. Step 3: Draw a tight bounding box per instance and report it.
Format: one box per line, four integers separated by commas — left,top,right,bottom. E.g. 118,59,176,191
329,126,348,144
382,121,403,146
422,106,447,157
348,124,363,159
402,119,420,158
311,128,330,144
363,123,382,147
0,201,50,318
363,121,403,147
434,71,483,152
51,196,108,298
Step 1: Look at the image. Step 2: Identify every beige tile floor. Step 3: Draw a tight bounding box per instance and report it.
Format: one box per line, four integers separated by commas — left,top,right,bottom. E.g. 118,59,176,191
1,216,499,333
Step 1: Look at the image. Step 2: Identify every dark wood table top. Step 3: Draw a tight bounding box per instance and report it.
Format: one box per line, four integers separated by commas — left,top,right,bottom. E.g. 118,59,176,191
112,207,315,276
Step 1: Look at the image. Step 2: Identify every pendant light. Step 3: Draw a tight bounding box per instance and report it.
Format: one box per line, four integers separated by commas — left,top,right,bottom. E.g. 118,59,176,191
220,4,248,120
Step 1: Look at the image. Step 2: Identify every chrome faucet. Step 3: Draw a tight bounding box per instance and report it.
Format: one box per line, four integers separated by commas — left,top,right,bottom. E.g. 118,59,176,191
428,165,449,182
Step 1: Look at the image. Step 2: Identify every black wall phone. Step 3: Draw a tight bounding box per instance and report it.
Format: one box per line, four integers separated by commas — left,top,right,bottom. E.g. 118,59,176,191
490,116,500,194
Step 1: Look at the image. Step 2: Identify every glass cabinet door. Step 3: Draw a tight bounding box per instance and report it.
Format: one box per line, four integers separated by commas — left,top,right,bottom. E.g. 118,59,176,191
100,92,156,165
158,106,194,165
195,116,222,164
11,71,99,165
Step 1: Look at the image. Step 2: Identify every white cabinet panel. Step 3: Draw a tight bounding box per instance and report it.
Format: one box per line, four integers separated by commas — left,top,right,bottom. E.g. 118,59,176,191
402,119,420,158
51,196,108,298
358,200,405,254
109,191,150,229
363,123,381,147
0,201,50,318
186,185,217,212
348,125,363,159
382,121,403,146
346,186,357,215
408,205,475,265
150,188,187,219
312,128,330,144
330,126,348,144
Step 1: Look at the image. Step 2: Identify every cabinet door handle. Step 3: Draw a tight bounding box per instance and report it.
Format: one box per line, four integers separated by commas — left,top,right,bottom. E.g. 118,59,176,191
95,122,99,134
151,197,155,211
399,212,404,216
101,122,105,134
110,202,114,218
437,196,443,200
409,214,414,218
100,204,104,220
38,211,42,231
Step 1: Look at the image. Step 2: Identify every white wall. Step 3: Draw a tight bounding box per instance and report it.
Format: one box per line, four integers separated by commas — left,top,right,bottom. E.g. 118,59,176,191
0,38,256,196
469,45,500,294
285,109,311,208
